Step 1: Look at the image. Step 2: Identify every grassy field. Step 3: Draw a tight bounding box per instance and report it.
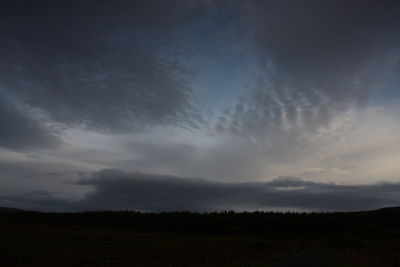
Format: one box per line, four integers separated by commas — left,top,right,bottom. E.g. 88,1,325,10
1,208,400,266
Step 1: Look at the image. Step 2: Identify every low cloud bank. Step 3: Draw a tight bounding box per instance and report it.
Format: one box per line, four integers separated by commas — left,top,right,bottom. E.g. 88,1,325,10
2,169,400,212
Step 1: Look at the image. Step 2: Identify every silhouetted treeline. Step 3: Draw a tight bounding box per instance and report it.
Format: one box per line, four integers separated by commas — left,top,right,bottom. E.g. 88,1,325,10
2,207,400,238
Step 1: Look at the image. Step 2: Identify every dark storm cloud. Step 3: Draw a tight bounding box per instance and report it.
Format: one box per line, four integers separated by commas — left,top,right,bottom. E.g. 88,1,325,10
218,0,400,137
8,169,399,212
0,0,210,132
0,94,58,149
74,170,400,211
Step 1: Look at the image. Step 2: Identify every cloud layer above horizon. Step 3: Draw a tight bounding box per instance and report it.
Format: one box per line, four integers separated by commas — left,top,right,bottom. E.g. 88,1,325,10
2,169,400,212
1,0,400,211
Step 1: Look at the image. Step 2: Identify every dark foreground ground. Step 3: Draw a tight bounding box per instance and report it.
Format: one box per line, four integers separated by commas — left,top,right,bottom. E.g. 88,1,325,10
1,207,400,266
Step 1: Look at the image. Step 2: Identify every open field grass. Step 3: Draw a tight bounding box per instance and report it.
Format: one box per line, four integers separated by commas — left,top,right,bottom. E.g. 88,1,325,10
1,208,400,266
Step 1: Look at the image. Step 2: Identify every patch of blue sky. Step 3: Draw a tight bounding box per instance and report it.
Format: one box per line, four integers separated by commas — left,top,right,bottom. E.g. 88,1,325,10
179,7,258,114
368,69,400,105
191,51,258,112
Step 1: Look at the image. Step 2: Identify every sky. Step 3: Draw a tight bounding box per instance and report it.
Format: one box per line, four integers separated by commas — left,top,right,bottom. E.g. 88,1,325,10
1,0,400,212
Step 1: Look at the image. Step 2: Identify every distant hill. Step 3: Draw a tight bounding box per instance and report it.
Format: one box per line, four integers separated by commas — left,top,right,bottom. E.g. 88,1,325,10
0,207,22,213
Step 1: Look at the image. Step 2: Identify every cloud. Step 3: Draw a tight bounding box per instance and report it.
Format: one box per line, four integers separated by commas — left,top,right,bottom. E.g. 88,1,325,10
4,169,400,212
0,191,74,212
75,170,400,212
1,1,400,211
0,0,211,133
0,160,91,200
0,94,59,149
216,0,400,139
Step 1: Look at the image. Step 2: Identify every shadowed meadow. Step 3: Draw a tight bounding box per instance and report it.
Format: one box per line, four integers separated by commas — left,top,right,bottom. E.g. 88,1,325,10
1,207,400,266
